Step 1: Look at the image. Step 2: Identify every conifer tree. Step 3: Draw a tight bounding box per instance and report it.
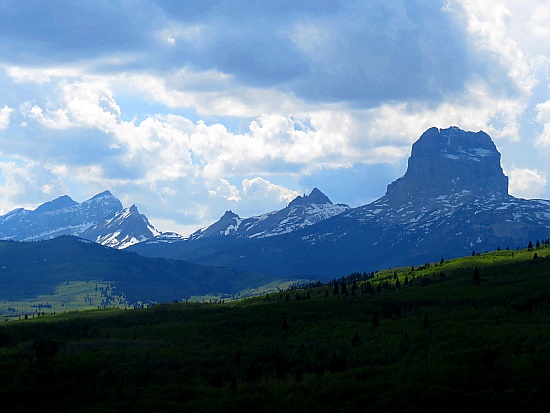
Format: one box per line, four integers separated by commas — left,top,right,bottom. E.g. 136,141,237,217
282,318,289,332
341,281,347,295
472,267,481,285
372,313,379,328
351,280,358,294
423,314,429,330
352,332,362,348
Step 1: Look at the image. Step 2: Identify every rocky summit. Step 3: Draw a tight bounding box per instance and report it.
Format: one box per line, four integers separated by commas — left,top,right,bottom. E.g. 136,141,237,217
131,126,550,278
386,126,509,201
0,191,160,249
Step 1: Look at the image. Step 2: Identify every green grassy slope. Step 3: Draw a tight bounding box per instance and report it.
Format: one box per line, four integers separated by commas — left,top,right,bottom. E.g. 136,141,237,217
0,236,287,307
0,245,549,412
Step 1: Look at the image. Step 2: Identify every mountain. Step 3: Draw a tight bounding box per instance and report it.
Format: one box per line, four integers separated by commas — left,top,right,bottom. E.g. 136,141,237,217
0,236,274,304
89,205,160,249
386,126,508,200
0,191,160,249
131,126,550,278
189,187,349,240
142,187,349,246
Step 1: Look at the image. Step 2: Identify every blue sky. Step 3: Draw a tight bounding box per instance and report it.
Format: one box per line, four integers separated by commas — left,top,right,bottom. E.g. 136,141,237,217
1,0,550,235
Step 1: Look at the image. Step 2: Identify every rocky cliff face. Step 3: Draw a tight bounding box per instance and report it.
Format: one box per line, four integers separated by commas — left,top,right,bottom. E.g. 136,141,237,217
87,205,161,249
386,126,509,201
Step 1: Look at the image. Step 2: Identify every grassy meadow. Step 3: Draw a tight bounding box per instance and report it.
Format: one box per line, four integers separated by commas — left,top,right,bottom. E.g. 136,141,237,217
0,244,549,411
0,280,128,322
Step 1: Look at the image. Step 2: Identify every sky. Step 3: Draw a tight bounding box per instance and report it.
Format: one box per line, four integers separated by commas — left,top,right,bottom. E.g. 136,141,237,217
1,0,550,236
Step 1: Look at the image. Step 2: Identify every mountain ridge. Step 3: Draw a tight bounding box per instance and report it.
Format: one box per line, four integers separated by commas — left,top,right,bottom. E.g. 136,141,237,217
144,187,350,246
0,191,159,249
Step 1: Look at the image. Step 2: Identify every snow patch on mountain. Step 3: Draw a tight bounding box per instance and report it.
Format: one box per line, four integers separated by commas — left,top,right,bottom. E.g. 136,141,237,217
0,191,161,249
185,188,350,241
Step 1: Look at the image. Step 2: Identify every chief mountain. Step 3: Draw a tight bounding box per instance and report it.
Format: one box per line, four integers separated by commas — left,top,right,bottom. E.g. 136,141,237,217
131,126,550,277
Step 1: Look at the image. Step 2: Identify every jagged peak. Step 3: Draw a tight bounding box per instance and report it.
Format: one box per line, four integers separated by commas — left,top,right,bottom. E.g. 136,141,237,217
89,189,116,199
220,210,240,220
84,190,122,205
288,188,332,207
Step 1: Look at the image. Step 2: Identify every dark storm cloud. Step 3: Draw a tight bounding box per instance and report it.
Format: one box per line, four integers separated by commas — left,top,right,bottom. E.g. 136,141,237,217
0,0,152,62
0,0,498,107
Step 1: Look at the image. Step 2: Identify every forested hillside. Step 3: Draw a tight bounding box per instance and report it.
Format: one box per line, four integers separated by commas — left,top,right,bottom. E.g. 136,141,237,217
1,244,549,411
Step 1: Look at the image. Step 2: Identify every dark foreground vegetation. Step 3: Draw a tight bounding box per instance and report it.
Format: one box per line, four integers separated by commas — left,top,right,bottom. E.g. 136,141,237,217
1,244,550,412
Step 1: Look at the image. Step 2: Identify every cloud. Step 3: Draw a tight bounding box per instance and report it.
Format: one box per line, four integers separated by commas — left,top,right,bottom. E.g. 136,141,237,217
288,1,477,104
0,106,14,129
507,167,547,199
242,177,299,203
0,1,153,64
155,22,206,47
0,160,67,213
6,66,81,84
534,100,550,148
530,4,550,37
448,0,537,95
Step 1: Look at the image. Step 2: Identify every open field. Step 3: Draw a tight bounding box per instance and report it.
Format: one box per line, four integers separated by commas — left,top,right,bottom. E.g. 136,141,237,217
0,280,128,322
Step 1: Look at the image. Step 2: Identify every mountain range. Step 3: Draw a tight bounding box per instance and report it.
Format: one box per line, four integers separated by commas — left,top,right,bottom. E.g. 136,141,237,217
2,126,550,282
0,191,159,249
131,126,550,278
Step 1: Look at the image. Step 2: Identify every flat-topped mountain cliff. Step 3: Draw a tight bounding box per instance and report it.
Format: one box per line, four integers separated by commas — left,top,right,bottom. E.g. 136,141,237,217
386,126,508,201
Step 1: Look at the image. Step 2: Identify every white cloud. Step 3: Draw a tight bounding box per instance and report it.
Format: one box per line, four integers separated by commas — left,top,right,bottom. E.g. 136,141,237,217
448,0,537,95
148,217,199,237
116,71,304,117
242,177,299,203
20,79,121,132
0,106,14,129
20,102,72,129
15,69,535,211
359,78,526,147
534,100,550,148
6,65,81,84
530,4,550,37
507,166,547,198
0,161,67,213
